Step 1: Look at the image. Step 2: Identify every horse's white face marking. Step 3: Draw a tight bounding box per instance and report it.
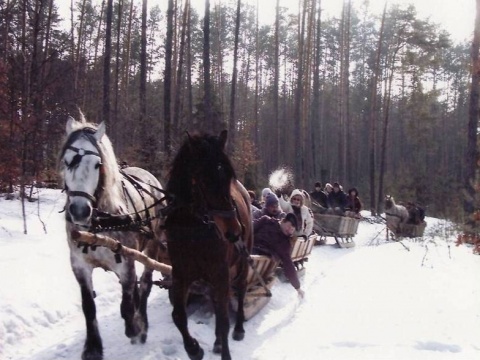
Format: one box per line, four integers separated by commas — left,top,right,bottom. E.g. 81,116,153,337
63,119,105,227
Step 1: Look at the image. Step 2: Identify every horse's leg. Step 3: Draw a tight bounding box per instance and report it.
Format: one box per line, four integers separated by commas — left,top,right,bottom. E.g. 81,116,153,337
119,258,144,343
232,278,246,341
72,265,103,360
212,269,232,360
138,266,153,343
171,277,204,360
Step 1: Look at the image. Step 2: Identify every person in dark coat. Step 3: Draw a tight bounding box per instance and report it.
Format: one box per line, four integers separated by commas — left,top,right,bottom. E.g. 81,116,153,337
252,192,286,220
247,190,262,210
310,181,328,213
327,182,348,215
345,187,362,218
252,213,304,297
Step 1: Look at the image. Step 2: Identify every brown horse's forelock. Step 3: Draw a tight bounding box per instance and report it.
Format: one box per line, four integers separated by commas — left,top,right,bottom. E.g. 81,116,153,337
167,134,236,205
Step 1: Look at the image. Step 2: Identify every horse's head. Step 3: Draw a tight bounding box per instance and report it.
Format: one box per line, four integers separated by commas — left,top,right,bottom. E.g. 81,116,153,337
59,116,106,227
384,195,394,210
168,130,236,214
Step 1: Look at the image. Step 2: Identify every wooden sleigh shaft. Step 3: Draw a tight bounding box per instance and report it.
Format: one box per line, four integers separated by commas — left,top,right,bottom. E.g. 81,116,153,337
70,230,172,275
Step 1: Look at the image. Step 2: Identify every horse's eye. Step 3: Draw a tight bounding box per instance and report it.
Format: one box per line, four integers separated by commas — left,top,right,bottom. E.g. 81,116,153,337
95,162,102,169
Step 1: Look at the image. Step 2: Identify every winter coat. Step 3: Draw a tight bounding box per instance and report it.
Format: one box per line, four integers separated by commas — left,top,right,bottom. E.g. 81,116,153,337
278,189,314,237
310,189,328,208
327,190,348,210
345,195,362,213
252,216,300,289
252,206,286,220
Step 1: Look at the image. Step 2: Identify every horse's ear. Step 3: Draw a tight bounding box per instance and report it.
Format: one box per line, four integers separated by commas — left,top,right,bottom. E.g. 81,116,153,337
66,116,77,134
219,130,228,150
94,122,106,142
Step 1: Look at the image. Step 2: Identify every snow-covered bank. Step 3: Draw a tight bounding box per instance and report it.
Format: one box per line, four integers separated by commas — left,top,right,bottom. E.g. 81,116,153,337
1,189,479,360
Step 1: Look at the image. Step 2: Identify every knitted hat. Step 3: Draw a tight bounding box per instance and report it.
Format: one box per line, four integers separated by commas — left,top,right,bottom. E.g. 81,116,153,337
265,192,279,207
261,187,273,198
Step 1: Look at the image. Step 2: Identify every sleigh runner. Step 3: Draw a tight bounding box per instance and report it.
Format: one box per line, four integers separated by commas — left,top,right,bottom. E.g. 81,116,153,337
313,214,359,248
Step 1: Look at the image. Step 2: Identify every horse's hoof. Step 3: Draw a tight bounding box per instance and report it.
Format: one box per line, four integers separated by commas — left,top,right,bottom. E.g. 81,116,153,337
232,329,245,341
186,339,204,360
188,347,204,360
82,349,103,360
213,342,222,354
140,333,147,344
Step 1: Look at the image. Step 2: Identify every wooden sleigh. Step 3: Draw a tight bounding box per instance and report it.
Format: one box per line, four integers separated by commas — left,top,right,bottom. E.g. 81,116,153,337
313,214,359,248
386,216,427,240
275,234,316,282
233,234,316,319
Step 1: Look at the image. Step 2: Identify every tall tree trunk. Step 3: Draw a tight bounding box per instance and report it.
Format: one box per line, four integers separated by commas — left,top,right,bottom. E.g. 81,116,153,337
139,0,149,166
343,0,351,184
228,0,241,154
253,0,260,171
173,0,190,137
186,0,193,125
311,0,321,181
368,2,387,216
203,0,212,130
124,0,134,101
294,0,307,185
103,0,113,127
465,0,480,218
113,0,123,148
74,0,87,92
164,0,174,156
377,63,394,213
273,0,280,164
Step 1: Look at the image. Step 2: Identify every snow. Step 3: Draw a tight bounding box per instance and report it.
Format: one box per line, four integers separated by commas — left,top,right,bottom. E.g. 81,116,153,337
1,188,479,360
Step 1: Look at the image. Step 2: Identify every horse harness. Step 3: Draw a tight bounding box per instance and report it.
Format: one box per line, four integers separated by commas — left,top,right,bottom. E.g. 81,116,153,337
63,128,169,252
163,178,272,295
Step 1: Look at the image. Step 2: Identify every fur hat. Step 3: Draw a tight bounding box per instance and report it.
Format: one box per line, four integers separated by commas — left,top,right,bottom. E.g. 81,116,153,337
284,213,298,229
265,193,279,207
261,187,273,198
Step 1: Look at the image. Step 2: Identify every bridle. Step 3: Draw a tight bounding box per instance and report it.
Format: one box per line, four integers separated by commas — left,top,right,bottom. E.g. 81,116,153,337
62,127,104,207
191,174,238,223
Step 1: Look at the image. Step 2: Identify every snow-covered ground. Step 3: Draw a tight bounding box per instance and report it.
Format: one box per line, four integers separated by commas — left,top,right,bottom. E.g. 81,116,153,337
1,188,479,360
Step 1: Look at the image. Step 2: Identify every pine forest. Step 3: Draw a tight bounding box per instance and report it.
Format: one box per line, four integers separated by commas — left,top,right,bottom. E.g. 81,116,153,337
1,0,480,221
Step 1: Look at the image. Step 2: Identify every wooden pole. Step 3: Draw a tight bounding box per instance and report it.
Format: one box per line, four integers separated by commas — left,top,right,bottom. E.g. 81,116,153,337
70,230,172,274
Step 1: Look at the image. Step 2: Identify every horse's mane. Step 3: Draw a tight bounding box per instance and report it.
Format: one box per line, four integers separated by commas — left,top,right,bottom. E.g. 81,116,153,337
166,133,236,205
59,120,123,211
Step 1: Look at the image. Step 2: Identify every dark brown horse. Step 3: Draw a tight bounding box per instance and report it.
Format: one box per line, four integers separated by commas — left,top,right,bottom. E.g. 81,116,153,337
163,130,253,360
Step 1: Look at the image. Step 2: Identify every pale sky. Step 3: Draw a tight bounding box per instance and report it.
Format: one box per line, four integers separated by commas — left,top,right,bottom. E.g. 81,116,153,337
186,0,476,43
57,0,476,43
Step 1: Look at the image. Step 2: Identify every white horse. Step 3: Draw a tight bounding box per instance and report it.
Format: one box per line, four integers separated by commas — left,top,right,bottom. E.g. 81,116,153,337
384,195,409,234
59,116,166,360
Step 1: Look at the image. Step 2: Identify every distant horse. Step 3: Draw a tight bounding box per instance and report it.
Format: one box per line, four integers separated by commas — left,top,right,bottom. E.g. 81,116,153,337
59,116,166,360
163,130,253,360
384,195,409,234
